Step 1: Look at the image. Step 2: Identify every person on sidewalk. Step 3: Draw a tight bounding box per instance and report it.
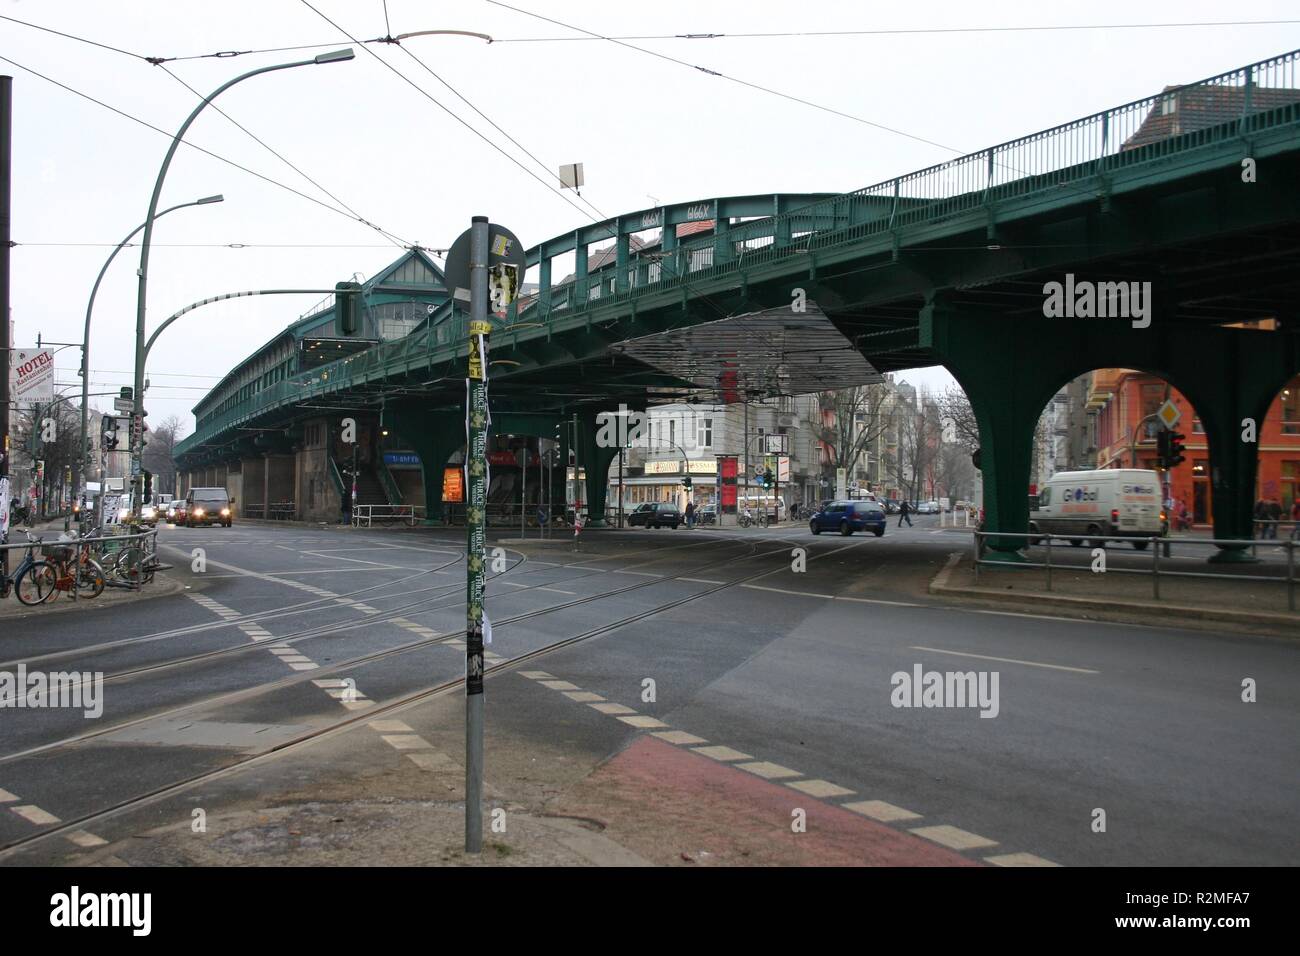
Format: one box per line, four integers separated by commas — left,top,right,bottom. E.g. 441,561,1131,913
684,500,696,529
340,492,352,526
898,499,913,528
1267,498,1283,540
1290,498,1300,541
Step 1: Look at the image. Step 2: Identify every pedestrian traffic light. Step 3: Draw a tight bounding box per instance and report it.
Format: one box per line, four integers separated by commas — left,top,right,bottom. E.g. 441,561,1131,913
143,470,153,502
1156,429,1170,466
334,280,362,336
102,414,118,450
1166,431,1186,468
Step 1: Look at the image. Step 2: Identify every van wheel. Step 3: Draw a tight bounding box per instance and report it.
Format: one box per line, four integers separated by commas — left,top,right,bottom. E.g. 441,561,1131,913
839,520,852,536
1068,537,1083,547
1087,524,1105,549
1132,540,1149,550
1028,524,1042,546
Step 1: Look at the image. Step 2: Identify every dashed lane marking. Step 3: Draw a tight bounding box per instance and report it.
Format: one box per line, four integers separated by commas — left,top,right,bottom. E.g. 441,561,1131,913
616,715,670,729
910,824,999,850
0,788,18,802
11,805,60,825
563,691,605,703
843,800,922,822
380,734,433,751
368,720,413,733
736,761,802,780
786,779,855,799
518,671,555,680
651,730,707,746
66,831,108,848
589,702,636,716
692,745,753,762
910,646,1099,675
539,680,580,691
985,852,1061,867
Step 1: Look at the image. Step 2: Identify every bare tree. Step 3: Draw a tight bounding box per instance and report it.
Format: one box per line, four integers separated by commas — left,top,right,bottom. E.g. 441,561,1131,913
143,414,186,496
936,385,980,450
815,385,896,484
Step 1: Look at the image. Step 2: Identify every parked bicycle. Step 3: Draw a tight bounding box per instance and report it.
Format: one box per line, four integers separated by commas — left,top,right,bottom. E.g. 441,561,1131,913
0,531,57,606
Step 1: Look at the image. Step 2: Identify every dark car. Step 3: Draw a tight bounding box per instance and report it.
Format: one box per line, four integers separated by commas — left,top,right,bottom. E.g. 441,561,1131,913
696,504,717,525
182,487,233,527
628,502,681,529
810,500,886,537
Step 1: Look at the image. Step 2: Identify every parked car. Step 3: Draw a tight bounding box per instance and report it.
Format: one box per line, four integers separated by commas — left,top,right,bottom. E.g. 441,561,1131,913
915,500,939,514
696,504,717,525
182,487,233,527
883,499,900,515
810,500,886,537
627,502,681,529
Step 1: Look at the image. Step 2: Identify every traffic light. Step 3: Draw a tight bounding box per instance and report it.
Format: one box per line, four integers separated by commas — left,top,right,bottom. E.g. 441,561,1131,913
1156,429,1170,466
682,475,693,491
334,280,362,336
1166,431,1186,469
143,470,153,503
762,468,774,489
102,414,119,450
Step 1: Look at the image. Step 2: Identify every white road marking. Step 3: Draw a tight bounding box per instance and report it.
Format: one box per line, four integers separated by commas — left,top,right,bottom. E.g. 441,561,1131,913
518,671,555,680
616,715,669,729
0,788,18,803
909,824,998,850
369,720,413,733
67,830,109,848
736,761,802,780
842,800,922,822
11,805,60,825
692,745,752,762
679,577,726,585
540,680,580,691
786,779,854,798
910,646,1099,674
563,691,605,703
406,752,456,771
742,583,834,599
651,730,707,746
986,852,1060,867
381,734,433,751
312,678,349,688
589,702,636,715
535,586,577,595
288,662,320,671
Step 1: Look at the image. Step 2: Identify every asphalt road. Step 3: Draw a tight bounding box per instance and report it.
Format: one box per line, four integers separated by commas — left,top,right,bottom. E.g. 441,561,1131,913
0,516,1295,866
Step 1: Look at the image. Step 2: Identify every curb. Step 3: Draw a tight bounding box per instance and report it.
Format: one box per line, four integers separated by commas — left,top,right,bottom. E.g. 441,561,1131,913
928,552,1299,633
0,572,186,621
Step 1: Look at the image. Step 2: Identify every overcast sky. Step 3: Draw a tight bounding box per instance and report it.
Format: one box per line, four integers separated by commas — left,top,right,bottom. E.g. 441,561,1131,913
6,1,1300,434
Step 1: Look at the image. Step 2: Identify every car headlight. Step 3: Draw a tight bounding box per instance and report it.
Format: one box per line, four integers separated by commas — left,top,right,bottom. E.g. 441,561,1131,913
220,508,230,516
194,508,205,517
118,507,130,520
142,507,155,518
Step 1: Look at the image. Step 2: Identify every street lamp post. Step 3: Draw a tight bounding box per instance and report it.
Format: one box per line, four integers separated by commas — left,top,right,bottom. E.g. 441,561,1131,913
131,48,354,508
84,196,223,505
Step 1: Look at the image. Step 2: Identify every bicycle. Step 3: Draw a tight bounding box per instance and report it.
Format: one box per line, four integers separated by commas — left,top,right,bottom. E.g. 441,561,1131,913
0,531,58,606
39,539,106,602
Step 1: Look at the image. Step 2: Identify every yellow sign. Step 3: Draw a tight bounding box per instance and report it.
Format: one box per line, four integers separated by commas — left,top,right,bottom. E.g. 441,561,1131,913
469,320,493,337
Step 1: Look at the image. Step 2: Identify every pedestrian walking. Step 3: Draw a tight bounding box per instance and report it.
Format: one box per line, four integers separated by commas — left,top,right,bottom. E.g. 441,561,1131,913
1254,498,1267,539
898,499,913,528
1267,497,1283,540
340,491,352,526
685,500,696,529
1290,498,1300,540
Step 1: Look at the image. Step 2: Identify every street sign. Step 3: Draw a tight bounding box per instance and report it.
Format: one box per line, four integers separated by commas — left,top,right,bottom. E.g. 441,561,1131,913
835,467,847,500
7,347,55,403
113,397,133,413
753,464,764,477
445,223,526,304
1157,399,1181,430
763,433,788,454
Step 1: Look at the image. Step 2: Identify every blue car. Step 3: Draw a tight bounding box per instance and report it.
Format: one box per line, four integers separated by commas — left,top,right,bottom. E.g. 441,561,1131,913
810,500,886,537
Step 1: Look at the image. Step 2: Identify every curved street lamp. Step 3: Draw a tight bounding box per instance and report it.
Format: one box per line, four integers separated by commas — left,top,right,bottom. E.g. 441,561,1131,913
131,48,354,504
81,195,223,495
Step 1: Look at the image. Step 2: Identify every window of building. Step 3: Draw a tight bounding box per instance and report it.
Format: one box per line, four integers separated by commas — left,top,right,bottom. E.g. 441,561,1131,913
698,418,713,448
1282,382,1299,435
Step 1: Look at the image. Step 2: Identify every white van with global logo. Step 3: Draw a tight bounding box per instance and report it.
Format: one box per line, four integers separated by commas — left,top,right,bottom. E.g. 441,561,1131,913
1029,469,1163,549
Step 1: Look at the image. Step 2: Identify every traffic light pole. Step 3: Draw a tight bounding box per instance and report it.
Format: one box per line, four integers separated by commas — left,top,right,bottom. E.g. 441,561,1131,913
1,76,12,589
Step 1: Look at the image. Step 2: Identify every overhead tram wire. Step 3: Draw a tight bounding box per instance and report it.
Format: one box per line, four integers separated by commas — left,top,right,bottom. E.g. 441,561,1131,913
389,42,609,222
489,18,1300,42
482,0,967,156
296,0,601,224
13,241,446,252
157,63,409,249
0,53,415,248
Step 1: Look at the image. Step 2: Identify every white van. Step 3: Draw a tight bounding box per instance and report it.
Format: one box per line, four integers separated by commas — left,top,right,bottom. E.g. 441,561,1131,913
1030,469,1163,549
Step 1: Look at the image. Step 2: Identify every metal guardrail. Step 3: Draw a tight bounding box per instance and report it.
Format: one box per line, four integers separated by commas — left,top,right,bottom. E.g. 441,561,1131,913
972,530,1297,611
351,504,427,528
242,502,297,520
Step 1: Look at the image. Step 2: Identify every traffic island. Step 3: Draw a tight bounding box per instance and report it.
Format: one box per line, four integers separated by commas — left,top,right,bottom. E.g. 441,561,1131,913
930,551,1300,637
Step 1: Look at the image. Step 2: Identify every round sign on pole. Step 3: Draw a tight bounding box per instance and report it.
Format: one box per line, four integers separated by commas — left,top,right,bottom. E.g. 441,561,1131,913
445,223,526,304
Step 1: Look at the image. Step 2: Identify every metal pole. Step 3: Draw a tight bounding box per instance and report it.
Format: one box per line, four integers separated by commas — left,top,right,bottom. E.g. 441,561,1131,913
464,216,490,855
618,445,624,528
1045,534,1052,591
132,53,349,520
1288,539,1295,612
520,447,526,540
743,399,749,522
1152,536,1160,600
0,76,10,589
